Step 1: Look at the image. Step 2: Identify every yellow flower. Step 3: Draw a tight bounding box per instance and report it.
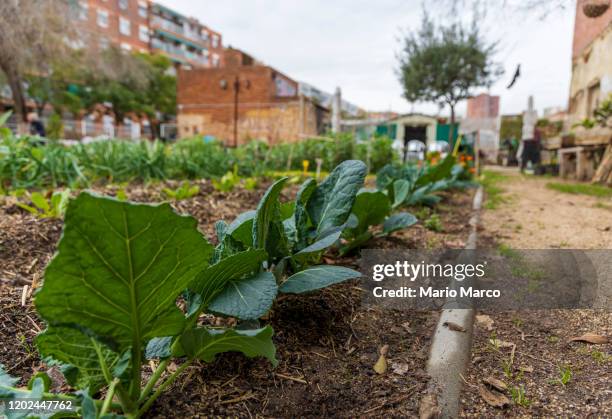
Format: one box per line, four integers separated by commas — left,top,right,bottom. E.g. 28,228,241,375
302,160,310,174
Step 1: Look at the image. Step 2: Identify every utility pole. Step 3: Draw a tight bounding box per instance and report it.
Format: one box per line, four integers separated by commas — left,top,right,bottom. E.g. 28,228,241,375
233,75,240,147
332,87,341,134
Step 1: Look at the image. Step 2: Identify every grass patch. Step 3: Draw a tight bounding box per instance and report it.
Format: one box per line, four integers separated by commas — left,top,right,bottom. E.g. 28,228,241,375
480,170,510,209
546,182,612,198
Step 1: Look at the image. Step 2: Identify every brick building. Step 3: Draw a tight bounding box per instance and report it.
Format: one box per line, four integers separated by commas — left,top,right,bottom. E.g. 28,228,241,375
466,93,500,119
75,1,223,68
76,0,151,52
177,48,329,145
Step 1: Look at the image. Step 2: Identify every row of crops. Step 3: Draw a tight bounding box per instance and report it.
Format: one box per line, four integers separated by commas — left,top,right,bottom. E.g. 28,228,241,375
1,113,475,417
0,131,396,191
1,147,474,417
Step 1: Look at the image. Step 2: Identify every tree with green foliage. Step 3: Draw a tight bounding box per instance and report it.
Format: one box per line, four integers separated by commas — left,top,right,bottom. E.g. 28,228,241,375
0,0,76,124
397,13,503,131
80,48,176,135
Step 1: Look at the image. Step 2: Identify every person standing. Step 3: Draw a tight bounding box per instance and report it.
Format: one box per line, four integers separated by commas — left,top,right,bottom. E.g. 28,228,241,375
27,112,46,137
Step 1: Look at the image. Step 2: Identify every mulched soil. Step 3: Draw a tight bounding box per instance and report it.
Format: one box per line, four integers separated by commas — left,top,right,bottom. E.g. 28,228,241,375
0,180,474,418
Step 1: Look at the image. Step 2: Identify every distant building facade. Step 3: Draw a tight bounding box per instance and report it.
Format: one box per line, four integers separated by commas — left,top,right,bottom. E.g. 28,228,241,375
466,93,500,119
75,1,224,68
568,0,611,140
461,93,501,162
176,49,329,145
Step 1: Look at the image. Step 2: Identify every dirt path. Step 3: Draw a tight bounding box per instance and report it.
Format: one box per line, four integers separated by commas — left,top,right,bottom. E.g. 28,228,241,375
480,166,612,249
461,167,612,418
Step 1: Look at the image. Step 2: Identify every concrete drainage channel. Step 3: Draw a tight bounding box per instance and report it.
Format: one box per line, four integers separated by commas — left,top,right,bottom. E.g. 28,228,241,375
422,186,484,418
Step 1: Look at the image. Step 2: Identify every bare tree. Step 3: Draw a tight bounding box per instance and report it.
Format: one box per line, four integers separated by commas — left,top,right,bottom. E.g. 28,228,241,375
0,0,76,124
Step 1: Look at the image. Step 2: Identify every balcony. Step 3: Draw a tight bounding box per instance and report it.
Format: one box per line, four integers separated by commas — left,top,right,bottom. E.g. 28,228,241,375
151,38,209,66
150,15,184,36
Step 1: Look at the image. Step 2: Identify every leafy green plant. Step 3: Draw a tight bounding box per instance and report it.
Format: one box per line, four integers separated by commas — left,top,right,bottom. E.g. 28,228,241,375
212,165,241,192
1,193,278,418
243,177,258,190
201,161,366,322
17,189,71,219
0,110,12,139
340,189,417,255
162,181,200,200
376,153,475,208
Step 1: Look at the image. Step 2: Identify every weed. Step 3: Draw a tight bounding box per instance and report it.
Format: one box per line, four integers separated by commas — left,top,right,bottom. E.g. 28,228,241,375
510,385,531,407
546,182,612,198
424,213,443,232
590,350,611,364
549,364,572,386
16,189,70,219
480,170,510,209
243,177,258,190
162,181,200,200
415,206,432,220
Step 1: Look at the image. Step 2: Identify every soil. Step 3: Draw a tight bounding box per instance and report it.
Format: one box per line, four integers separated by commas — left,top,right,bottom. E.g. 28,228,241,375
461,167,612,418
0,179,474,418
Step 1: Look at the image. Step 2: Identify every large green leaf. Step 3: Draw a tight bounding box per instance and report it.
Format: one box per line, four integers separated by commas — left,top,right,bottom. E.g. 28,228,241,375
307,160,367,237
382,212,418,234
36,327,120,394
208,272,277,320
252,178,288,258
349,190,391,235
279,265,362,294
179,326,277,366
292,228,341,264
416,154,456,187
294,178,317,248
35,193,214,353
339,231,374,256
392,179,411,208
191,249,267,307
226,210,255,246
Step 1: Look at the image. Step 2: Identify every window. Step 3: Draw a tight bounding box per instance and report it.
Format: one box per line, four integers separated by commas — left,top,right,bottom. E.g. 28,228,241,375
119,17,131,35
211,34,219,48
139,25,149,42
118,0,128,10
97,9,109,28
120,43,132,51
99,37,110,50
138,1,147,18
79,2,88,20
212,53,220,67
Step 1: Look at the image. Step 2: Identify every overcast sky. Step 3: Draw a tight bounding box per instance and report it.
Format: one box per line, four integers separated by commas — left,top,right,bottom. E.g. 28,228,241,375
157,0,575,117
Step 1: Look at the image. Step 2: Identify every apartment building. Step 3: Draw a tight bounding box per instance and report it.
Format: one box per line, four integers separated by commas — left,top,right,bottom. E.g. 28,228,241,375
75,0,223,68
76,0,150,52
149,3,223,68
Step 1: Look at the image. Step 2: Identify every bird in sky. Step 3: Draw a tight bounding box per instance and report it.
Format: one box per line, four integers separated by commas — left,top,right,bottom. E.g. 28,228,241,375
507,64,521,89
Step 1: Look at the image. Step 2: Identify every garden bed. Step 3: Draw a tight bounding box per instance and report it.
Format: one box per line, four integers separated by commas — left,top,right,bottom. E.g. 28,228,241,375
0,181,473,417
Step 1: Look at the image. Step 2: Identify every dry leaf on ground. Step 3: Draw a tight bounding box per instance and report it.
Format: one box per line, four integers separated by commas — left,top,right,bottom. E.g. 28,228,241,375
569,333,609,344
489,338,515,348
390,361,410,376
373,344,389,374
419,393,440,419
443,321,466,332
478,385,510,408
483,376,507,392
475,314,494,331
